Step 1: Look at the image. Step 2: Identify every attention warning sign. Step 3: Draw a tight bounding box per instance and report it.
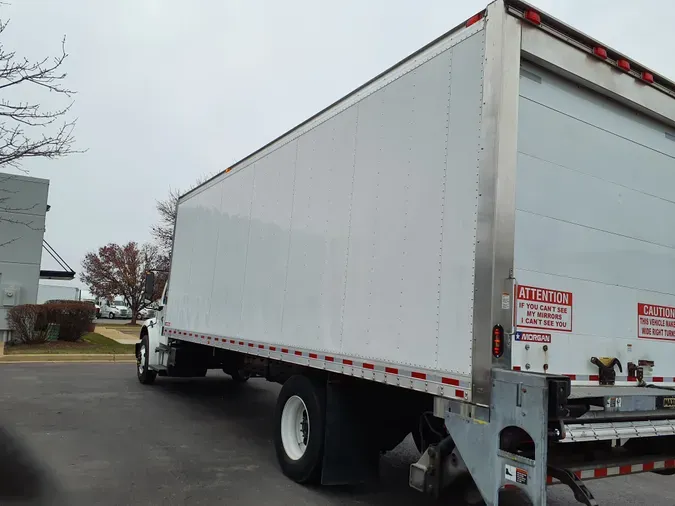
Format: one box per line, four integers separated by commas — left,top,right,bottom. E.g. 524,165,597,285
638,303,675,342
516,285,573,332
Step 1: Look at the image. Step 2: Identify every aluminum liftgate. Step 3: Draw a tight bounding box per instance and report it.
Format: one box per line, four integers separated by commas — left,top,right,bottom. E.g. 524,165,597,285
413,368,675,506
410,1,675,505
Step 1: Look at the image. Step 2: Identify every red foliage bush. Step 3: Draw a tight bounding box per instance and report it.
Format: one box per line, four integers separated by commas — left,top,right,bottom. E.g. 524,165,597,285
42,302,96,342
6,302,96,343
6,305,49,343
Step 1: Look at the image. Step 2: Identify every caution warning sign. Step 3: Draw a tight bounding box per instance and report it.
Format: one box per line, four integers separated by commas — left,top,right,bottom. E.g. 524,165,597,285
638,303,675,342
516,285,573,333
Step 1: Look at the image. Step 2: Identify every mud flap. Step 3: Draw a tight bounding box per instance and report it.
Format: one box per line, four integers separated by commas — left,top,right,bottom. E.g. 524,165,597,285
321,377,380,485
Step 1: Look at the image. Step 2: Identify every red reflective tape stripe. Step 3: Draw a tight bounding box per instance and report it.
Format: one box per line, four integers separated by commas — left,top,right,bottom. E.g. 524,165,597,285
363,363,374,370
269,346,276,351
503,484,517,490
385,367,398,374
628,376,638,382
189,333,193,337
589,375,600,382
343,359,353,365
653,376,664,382
665,460,675,468
442,377,459,386
294,350,302,356
239,341,244,346
214,338,219,342
643,462,654,472
411,372,426,380
546,476,553,484
454,389,464,399
230,339,235,344
281,348,289,354
565,374,577,380
248,343,254,347
309,353,318,359
513,366,521,371
258,344,264,349
574,471,582,479
325,356,334,362
619,465,632,475
594,468,608,478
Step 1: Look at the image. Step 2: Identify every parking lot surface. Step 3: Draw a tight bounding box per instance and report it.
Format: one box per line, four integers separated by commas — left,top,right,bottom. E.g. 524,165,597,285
0,364,673,505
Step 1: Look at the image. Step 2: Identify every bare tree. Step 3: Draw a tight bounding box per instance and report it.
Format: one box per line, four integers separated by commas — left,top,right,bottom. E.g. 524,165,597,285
151,175,211,256
0,19,77,170
0,17,78,245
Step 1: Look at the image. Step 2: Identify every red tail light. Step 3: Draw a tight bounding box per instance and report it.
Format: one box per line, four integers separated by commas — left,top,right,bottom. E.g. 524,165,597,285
492,325,504,358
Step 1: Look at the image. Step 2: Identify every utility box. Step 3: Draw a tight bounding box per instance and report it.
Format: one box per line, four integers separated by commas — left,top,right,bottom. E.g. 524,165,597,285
1,285,20,307
0,173,49,341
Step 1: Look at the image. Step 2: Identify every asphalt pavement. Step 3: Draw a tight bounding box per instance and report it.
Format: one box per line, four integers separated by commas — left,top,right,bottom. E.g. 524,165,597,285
0,364,673,505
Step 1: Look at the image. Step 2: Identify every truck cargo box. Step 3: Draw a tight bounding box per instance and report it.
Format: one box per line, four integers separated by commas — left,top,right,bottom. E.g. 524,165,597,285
141,1,675,503
164,0,675,408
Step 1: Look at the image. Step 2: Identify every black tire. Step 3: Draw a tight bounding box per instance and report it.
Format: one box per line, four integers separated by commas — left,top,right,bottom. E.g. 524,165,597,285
225,368,250,383
108,312,114,319
137,335,157,385
274,375,326,484
192,367,208,377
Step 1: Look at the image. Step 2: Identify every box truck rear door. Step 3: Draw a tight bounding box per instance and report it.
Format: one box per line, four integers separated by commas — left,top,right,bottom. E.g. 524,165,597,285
513,63,675,385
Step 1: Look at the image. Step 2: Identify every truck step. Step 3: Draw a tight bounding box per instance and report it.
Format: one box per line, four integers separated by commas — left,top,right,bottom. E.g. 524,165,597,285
561,419,675,443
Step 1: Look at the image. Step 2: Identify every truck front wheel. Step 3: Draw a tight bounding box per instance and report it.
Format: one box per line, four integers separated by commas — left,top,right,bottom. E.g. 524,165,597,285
274,375,326,484
137,335,157,385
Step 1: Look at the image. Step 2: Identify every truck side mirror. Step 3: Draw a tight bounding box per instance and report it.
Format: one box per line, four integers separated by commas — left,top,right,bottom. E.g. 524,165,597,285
144,271,155,301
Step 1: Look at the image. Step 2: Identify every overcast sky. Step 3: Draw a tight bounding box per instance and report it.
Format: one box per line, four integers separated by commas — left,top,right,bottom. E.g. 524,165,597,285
2,0,674,289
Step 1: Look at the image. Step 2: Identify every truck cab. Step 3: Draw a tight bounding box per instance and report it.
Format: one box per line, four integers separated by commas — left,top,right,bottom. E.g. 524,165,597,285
98,298,130,319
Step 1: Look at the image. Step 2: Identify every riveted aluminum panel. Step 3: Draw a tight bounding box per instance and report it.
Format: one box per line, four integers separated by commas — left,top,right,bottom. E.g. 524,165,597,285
166,183,223,331
168,20,487,382
469,4,522,404
341,46,452,368
513,63,675,382
240,141,298,342
436,30,486,375
209,167,256,337
281,106,358,351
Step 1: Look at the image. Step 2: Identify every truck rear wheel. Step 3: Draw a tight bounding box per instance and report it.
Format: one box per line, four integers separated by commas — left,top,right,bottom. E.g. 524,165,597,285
274,375,326,484
137,335,157,385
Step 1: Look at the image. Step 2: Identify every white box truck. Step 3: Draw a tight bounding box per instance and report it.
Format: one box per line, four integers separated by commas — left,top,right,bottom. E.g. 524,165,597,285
36,284,81,304
136,1,675,504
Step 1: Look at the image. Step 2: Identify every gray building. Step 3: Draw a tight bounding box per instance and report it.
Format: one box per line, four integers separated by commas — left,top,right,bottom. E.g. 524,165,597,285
0,173,74,342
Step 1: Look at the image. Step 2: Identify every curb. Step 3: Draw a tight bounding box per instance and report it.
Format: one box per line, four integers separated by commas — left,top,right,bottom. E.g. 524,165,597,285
0,354,136,364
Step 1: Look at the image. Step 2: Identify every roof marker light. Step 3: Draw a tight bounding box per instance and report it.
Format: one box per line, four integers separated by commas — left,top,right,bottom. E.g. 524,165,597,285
466,12,484,27
642,71,655,84
617,59,631,72
593,47,608,59
524,10,541,25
